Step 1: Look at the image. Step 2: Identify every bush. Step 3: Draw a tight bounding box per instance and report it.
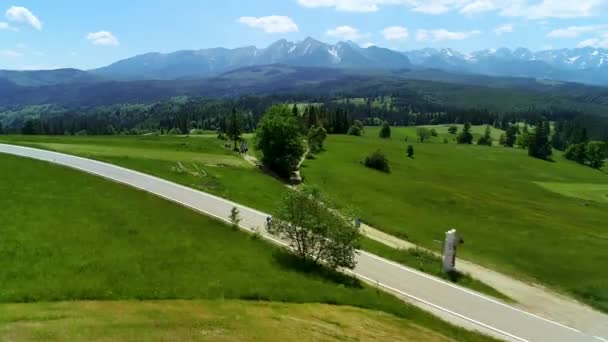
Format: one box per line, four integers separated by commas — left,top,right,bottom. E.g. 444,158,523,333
308,125,327,153
364,150,390,173
379,122,391,139
407,145,414,158
448,126,458,134
348,125,363,136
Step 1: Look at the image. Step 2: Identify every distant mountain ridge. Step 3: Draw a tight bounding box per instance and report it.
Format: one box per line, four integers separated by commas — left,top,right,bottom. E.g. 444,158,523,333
2,38,608,87
90,37,412,80
403,46,608,85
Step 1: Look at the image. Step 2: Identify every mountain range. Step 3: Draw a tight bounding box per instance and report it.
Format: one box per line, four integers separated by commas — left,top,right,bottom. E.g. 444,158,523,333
1,37,608,87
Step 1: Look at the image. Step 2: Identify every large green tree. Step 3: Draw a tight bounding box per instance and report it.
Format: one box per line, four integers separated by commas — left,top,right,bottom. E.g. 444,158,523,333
255,105,306,177
268,187,360,270
504,125,517,147
586,142,606,169
477,125,493,146
307,125,327,154
416,127,432,143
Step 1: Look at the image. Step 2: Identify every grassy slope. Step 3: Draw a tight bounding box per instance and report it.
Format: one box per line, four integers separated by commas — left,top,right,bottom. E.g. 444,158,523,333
0,134,509,300
0,300,453,342
0,135,287,213
301,126,608,313
0,153,494,342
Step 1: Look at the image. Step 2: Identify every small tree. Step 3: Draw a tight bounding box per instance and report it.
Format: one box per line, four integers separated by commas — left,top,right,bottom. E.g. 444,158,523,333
499,134,507,146
504,125,517,147
477,125,493,146
308,125,327,153
586,142,606,169
457,123,473,144
528,120,552,160
430,128,438,137
227,108,244,151
229,206,242,231
379,121,391,139
255,105,306,177
407,145,414,158
448,126,458,134
267,187,360,270
416,127,432,143
364,150,390,173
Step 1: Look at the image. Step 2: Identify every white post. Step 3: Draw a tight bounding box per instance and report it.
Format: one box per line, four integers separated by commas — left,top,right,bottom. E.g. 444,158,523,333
443,229,458,273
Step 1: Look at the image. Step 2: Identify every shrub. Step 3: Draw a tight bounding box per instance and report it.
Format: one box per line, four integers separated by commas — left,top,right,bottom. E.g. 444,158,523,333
308,125,327,153
364,150,390,173
407,145,414,158
448,126,458,134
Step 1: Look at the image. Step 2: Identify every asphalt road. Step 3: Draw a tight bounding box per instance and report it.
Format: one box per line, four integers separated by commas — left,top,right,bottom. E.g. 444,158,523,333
1,143,604,342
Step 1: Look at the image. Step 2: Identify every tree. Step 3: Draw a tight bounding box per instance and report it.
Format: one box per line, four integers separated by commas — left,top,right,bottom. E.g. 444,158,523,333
457,123,473,144
416,127,432,143
516,132,531,148
499,134,506,146
308,125,327,153
255,105,306,177
267,187,359,270
448,126,458,134
504,125,517,147
586,142,606,169
364,150,390,173
0,122,3,134
407,145,414,158
477,125,493,146
528,120,552,160
430,128,438,137
379,121,391,139
227,108,244,151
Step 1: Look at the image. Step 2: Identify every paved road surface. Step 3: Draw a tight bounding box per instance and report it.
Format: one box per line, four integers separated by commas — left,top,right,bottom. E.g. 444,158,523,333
1,144,604,342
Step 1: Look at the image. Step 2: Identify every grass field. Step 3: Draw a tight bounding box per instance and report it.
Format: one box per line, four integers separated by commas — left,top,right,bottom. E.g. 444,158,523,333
0,135,288,213
0,300,455,342
0,153,494,341
0,134,510,300
301,126,608,313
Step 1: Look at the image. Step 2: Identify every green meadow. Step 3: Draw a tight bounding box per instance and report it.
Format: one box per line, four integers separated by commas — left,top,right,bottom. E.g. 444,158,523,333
0,153,493,342
301,126,608,312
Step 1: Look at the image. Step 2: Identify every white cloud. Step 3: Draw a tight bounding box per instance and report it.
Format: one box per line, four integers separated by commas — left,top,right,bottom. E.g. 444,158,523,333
547,25,608,38
577,33,608,48
5,6,42,30
361,42,375,48
297,0,403,12
416,28,481,42
86,31,120,46
494,23,513,35
297,0,607,19
381,26,409,40
0,49,23,58
326,25,363,40
237,16,298,33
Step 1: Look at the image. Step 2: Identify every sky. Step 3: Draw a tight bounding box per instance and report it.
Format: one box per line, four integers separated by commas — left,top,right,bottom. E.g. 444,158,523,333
1,0,608,70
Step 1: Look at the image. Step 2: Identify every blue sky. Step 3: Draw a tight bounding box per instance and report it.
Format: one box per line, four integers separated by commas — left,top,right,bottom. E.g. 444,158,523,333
1,0,608,70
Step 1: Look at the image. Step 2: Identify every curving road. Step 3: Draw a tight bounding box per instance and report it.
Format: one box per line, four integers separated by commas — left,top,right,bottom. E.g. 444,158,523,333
0,143,604,342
